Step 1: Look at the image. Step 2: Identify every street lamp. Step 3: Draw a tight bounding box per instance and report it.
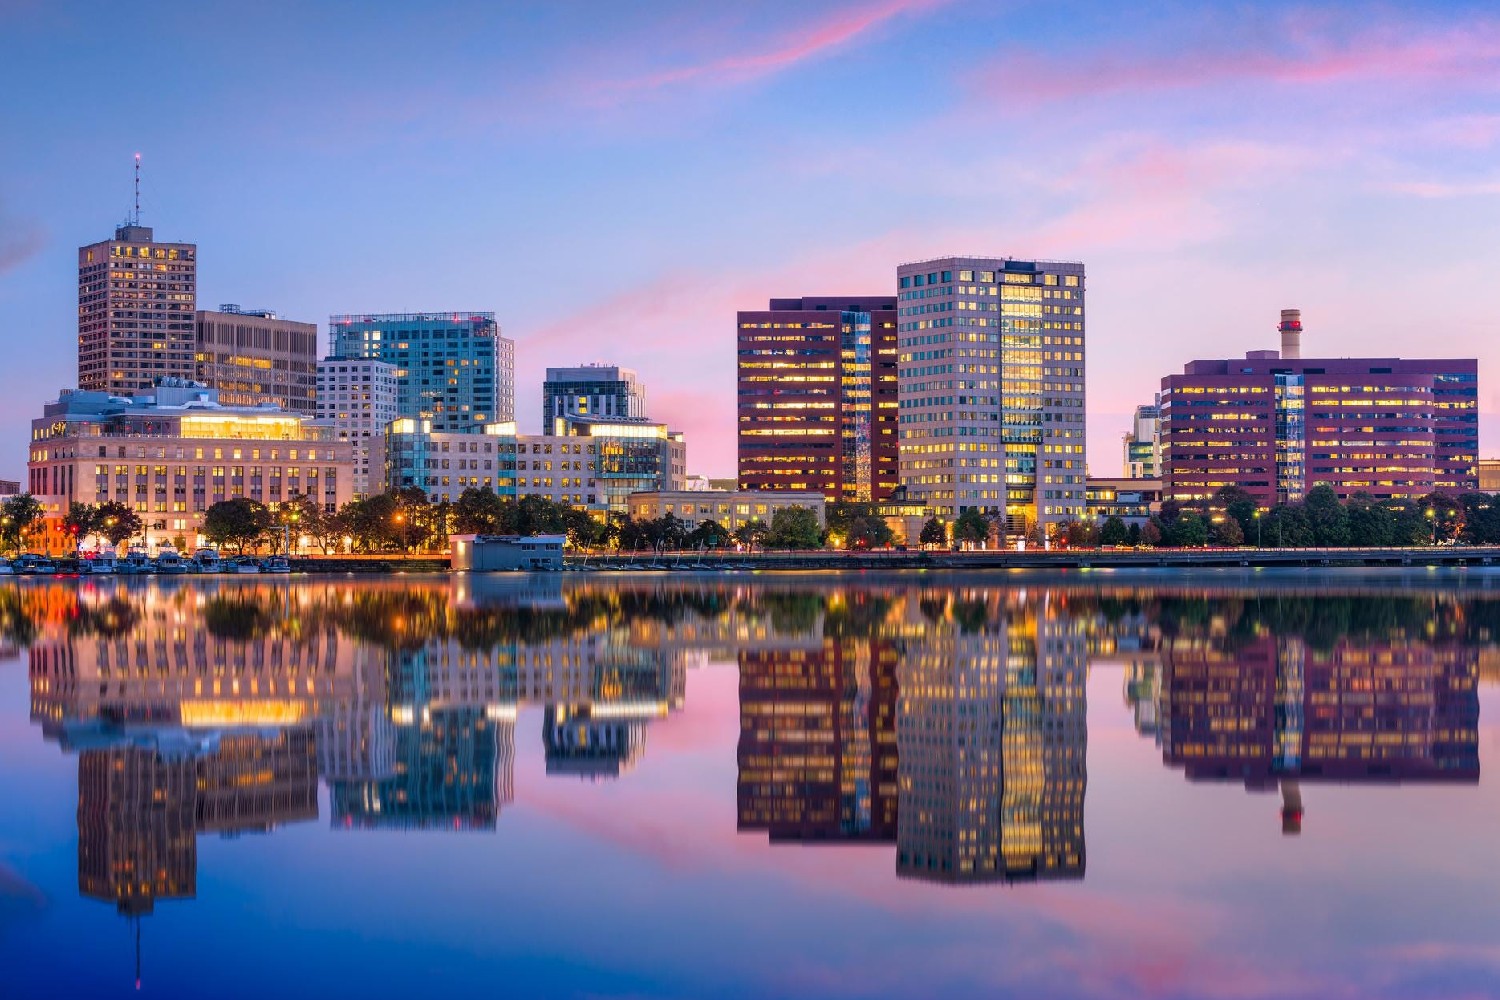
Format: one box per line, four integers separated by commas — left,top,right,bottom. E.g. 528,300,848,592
1425,507,1436,546
1253,509,1262,548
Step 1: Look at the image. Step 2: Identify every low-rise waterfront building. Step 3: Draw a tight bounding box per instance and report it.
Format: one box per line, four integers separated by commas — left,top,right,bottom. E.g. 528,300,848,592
26,379,353,552
1481,459,1500,493
1085,477,1162,527
626,490,825,530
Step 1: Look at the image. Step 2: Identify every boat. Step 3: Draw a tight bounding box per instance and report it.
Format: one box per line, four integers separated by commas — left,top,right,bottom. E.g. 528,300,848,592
227,557,261,575
83,554,117,575
192,548,222,573
0,560,13,576
119,548,152,575
264,555,291,574
154,549,190,574
13,555,46,575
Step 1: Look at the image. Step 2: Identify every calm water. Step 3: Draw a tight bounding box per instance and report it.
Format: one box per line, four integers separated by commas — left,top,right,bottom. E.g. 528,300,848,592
1,570,1498,1000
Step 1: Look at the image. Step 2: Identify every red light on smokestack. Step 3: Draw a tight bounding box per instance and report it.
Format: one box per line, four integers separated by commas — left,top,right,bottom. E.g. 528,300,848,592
1279,308,1302,359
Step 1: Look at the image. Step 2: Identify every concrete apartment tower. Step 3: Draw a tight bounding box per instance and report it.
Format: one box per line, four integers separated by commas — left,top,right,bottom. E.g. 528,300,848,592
317,356,401,498
895,257,1086,538
196,305,319,414
78,223,198,395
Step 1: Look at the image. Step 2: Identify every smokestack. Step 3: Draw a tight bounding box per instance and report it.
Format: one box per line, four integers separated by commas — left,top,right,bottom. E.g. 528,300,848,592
1279,308,1302,360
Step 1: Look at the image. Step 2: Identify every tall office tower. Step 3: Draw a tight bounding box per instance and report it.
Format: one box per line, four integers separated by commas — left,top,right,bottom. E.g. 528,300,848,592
1160,309,1479,506
1123,398,1161,478
541,364,647,434
736,297,899,502
895,257,1086,538
328,312,515,432
317,356,401,498
196,305,318,414
78,224,198,395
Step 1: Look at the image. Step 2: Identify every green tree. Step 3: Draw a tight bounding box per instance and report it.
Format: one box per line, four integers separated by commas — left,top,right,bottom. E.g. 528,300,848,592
1168,512,1209,547
954,509,991,548
1213,485,1259,537
918,517,947,547
1417,492,1463,544
1209,516,1244,546
203,498,271,553
1304,485,1350,547
687,519,731,550
846,514,894,549
1063,520,1098,548
733,519,768,550
1,494,44,556
453,487,508,535
767,506,822,549
63,502,99,551
1347,493,1395,547
1266,504,1314,547
1126,522,1143,547
93,501,143,549
1099,515,1129,546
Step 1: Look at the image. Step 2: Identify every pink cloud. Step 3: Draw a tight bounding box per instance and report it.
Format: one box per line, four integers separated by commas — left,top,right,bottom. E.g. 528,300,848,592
1383,178,1500,198
590,0,950,105
975,17,1500,104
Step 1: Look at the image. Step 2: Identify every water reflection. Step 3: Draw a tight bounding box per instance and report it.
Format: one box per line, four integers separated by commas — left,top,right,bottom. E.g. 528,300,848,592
9,574,1494,932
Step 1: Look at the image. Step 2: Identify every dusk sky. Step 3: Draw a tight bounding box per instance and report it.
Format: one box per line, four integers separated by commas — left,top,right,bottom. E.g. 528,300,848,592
3,0,1498,480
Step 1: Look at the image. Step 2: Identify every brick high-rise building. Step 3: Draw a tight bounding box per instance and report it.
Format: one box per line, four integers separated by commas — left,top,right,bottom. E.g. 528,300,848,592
196,305,318,414
1160,310,1479,506
896,257,1086,537
736,296,898,502
77,224,198,395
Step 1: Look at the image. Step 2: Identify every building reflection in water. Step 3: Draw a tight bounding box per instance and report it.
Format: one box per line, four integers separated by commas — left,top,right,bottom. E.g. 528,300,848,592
736,587,1088,884
1120,592,1483,834
5,575,1491,948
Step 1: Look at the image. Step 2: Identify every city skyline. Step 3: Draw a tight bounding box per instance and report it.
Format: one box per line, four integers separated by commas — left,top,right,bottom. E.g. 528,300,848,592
4,1,1499,482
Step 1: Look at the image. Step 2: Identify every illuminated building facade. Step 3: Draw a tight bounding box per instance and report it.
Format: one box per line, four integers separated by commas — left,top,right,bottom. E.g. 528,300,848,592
737,296,899,502
385,417,685,512
627,489,826,532
385,419,518,503
77,224,198,395
317,356,400,499
896,257,1087,537
195,306,318,414
1160,314,1478,505
26,380,353,551
542,364,647,433
329,312,515,431
1481,458,1500,492
1085,477,1162,527
1124,399,1161,478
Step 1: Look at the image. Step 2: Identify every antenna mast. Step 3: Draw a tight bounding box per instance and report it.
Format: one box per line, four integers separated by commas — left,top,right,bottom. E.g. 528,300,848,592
133,153,141,226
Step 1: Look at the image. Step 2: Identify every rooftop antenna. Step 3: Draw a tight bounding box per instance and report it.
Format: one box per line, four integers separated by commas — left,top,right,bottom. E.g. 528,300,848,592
133,153,141,226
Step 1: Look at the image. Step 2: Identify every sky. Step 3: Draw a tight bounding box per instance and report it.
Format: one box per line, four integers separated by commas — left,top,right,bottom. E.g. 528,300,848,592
2,0,1499,481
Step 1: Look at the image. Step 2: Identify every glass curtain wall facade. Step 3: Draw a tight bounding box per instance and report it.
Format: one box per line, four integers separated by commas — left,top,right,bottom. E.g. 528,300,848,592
329,313,515,433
